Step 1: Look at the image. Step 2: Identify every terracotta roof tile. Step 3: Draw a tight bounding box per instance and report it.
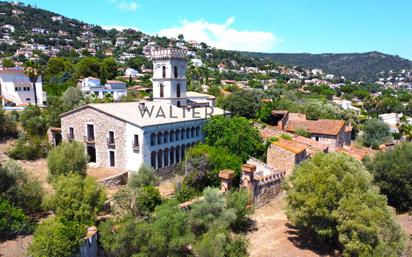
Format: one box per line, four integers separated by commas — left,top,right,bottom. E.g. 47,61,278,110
285,119,345,136
271,138,308,154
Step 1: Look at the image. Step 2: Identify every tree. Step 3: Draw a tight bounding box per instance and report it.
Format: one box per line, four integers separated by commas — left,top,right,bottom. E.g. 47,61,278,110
286,153,405,256
99,63,108,85
361,118,391,149
135,185,163,216
47,142,88,180
189,187,236,235
397,115,412,141
99,218,167,257
0,161,43,213
19,104,48,137
62,86,86,109
44,174,106,224
203,116,264,162
364,142,412,212
24,61,42,106
178,34,184,41
75,57,100,78
220,90,263,119
29,217,84,257
225,189,252,231
102,57,118,79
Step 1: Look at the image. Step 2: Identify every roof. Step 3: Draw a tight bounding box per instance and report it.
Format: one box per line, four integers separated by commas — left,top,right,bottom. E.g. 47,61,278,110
293,136,329,155
186,91,216,99
285,119,345,136
271,138,308,154
61,101,225,128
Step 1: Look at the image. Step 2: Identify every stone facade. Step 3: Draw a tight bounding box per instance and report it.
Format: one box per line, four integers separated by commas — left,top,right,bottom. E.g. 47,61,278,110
267,143,307,175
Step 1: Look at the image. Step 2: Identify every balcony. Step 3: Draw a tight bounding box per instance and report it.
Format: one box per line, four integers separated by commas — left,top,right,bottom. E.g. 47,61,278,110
107,138,115,149
67,133,74,142
84,135,95,144
132,141,140,152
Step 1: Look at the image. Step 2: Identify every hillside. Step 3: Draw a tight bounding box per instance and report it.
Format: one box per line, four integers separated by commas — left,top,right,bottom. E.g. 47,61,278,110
243,51,412,81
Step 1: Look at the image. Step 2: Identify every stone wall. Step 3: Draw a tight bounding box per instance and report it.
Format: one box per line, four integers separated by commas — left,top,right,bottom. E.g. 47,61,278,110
61,107,128,170
253,177,283,208
97,171,128,188
266,144,296,175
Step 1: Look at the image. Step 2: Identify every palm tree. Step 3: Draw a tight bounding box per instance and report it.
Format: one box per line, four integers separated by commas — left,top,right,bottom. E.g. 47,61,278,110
24,61,42,106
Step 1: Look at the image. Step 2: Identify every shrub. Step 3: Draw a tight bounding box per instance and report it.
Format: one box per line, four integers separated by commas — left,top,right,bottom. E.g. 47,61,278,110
0,107,17,138
128,165,159,189
135,185,163,216
7,136,49,160
295,127,311,138
280,133,293,140
225,189,252,231
47,142,87,180
0,198,31,239
19,105,49,137
364,142,412,212
286,153,405,256
44,174,106,224
0,161,43,213
29,217,84,257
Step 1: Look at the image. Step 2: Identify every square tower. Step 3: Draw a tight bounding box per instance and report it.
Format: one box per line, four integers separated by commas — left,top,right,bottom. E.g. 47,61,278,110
151,48,187,107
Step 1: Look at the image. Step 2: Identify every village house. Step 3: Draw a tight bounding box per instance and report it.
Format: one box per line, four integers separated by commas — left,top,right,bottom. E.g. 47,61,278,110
79,77,127,101
0,66,44,108
272,110,351,151
267,138,308,175
61,48,224,171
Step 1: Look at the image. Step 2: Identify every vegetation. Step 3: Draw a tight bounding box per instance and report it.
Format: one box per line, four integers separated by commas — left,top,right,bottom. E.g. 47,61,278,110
364,142,412,212
47,142,88,181
29,217,85,257
44,174,106,225
286,153,405,256
203,116,264,162
0,197,31,239
361,118,391,149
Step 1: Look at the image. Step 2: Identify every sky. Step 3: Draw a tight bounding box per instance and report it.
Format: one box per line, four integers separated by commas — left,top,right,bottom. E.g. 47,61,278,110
15,0,412,60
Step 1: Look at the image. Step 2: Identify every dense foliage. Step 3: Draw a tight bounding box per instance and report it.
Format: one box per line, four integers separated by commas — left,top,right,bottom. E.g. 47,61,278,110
361,118,391,149
364,142,412,212
286,153,405,256
44,174,106,224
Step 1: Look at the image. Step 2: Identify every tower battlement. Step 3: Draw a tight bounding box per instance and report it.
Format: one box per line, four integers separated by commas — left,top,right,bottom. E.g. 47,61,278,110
151,48,187,60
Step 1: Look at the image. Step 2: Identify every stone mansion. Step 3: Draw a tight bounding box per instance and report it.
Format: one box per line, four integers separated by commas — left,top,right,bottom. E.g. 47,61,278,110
61,48,224,171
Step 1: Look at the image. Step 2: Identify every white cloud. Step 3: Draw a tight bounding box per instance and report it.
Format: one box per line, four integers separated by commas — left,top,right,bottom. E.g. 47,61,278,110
158,17,280,52
108,0,139,11
102,25,140,31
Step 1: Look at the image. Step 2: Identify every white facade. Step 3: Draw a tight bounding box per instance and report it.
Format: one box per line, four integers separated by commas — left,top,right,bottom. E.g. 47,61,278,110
125,68,139,78
0,67,44,107
152,48,188,107
79,77,127,101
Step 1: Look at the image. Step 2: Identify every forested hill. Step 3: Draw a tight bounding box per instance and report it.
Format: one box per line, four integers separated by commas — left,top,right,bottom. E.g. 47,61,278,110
243,51,412,81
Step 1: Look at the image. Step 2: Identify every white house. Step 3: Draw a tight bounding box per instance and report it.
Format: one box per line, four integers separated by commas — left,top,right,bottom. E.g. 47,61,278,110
61,48,224,171
79,77,127,101
190,58,203,67
124,68,139,78
0,67,44,108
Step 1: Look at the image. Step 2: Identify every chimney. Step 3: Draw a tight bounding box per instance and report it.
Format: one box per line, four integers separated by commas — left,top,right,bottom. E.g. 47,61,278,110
241,164,256,190
218,169,235,192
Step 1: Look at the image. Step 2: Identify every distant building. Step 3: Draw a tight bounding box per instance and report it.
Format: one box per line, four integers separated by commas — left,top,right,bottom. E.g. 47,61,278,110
124,68,139,78
0,67,44,108
79,77,127,101
190,58,203,67
378,113,412,133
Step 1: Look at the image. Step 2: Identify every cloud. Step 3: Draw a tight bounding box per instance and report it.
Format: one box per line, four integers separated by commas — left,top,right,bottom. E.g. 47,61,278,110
158,17,280,52
108,0,139,11
102,25,140,31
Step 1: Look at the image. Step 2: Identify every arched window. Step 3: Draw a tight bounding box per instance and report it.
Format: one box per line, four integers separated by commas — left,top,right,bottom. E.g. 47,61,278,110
174,66,178,78
176,146,180,163
191,127,195,138
176,83,181,98
157,132,162,145
170,147,175,165
186,128,190,138
181,128,185,140
162,66,166,78
181,144,186,160
170,131,174,142
164,131,169,143
160,84,164,98
164,148,169,167
177,101,181,107
157,150,163,169
151,151,157,169
150,133,156,146
196,126,200,137
175,129,180,141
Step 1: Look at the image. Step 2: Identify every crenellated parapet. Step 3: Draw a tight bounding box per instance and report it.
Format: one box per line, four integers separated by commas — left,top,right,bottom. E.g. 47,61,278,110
151,48,187,60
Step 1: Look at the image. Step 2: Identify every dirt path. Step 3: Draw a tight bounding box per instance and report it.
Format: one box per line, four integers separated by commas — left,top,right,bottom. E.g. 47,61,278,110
247,195,339,257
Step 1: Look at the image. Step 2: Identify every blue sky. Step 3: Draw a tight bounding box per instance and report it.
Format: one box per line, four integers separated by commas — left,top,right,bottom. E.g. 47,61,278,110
16,0,412,59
